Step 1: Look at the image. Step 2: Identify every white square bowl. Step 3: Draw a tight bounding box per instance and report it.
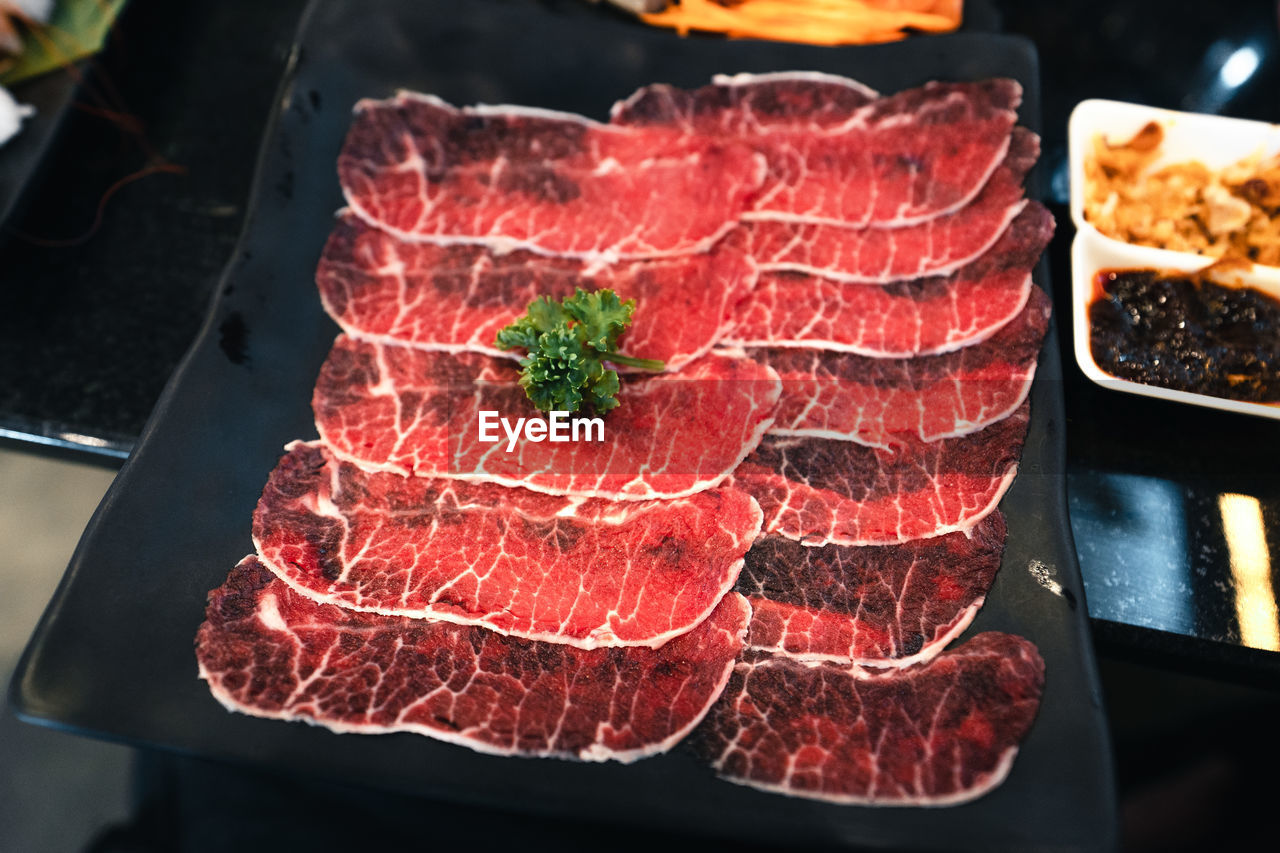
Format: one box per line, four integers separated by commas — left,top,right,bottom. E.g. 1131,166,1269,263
1068,98,1280,235
1067,99,1280,419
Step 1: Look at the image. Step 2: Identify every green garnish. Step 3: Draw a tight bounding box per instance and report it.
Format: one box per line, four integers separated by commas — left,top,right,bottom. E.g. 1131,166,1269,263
494,288,665,414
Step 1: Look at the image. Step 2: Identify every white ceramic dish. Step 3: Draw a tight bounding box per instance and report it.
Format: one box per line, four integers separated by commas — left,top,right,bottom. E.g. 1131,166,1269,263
1067,99,1280,419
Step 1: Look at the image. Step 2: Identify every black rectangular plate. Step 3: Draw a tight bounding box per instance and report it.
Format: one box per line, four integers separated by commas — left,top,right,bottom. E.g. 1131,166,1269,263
10,1,1116,849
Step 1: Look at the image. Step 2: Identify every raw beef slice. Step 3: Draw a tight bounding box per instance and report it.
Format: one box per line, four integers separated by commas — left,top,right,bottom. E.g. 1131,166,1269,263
731,402,1029,546
752,286,1050,448
610,71,879,136
196,557,751,761
744,128,1037,283
739,514,1006,667
253,441,762,648
316,210,757,371
696,632,1044,805
724,202,1054,357
313,338,781,500
617,77,1021,228
338,92,765,260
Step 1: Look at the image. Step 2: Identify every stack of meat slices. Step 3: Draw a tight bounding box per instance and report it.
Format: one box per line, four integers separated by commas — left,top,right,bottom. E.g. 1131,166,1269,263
195,72,1053,805
196,89,779,763
616,73,1051,805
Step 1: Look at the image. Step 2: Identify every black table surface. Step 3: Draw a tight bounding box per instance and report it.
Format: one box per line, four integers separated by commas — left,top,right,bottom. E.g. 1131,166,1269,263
2,0,1278,677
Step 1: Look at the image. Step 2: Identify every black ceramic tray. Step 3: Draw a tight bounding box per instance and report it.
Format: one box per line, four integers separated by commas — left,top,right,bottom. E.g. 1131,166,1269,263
11,1,1116,849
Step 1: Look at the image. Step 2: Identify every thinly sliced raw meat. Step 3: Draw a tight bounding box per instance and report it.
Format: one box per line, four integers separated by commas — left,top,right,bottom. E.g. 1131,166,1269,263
695,632,1044,805
196,557,751,762
316,210,757,371
617,78,1021,228
752,287,1050,448
730,402,1029,546
313,338,781,500
739,514,1005,667
724,203,1053,357
745,128,1037,283
253,441,762,648
338,93,765,260
610,71,879,135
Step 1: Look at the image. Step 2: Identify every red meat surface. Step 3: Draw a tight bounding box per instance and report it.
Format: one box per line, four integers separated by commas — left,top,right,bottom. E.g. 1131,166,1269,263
197,557,751,762
696,632,1044,805
339,93,765,259
312,340,781,500
253,441,761,648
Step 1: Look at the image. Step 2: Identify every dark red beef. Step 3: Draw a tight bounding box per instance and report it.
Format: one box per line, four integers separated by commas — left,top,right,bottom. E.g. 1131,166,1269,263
617,77,1021,228
730,402,1029,546
316,211,757,371
312,339,781,500
196,557,751,761
253,441,761,648
750,286,1050,448
739,514,1005,667
743,128,1037,283
610,71,879,135
724,203,1054,357
695,632,1044,805
338,93,765,259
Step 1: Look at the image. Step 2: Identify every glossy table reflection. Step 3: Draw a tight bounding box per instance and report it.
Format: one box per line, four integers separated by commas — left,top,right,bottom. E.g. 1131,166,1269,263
1063,358,1280,676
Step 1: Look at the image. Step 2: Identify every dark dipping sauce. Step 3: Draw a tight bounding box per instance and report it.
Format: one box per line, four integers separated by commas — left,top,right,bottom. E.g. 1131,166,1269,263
1089,269,1280,403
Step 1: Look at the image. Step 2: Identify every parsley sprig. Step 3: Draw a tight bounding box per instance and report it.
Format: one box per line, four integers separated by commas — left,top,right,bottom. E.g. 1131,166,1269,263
494,289,664,414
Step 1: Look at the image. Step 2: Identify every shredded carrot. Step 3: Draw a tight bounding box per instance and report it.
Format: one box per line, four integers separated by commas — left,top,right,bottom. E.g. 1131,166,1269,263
641,0,962,45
